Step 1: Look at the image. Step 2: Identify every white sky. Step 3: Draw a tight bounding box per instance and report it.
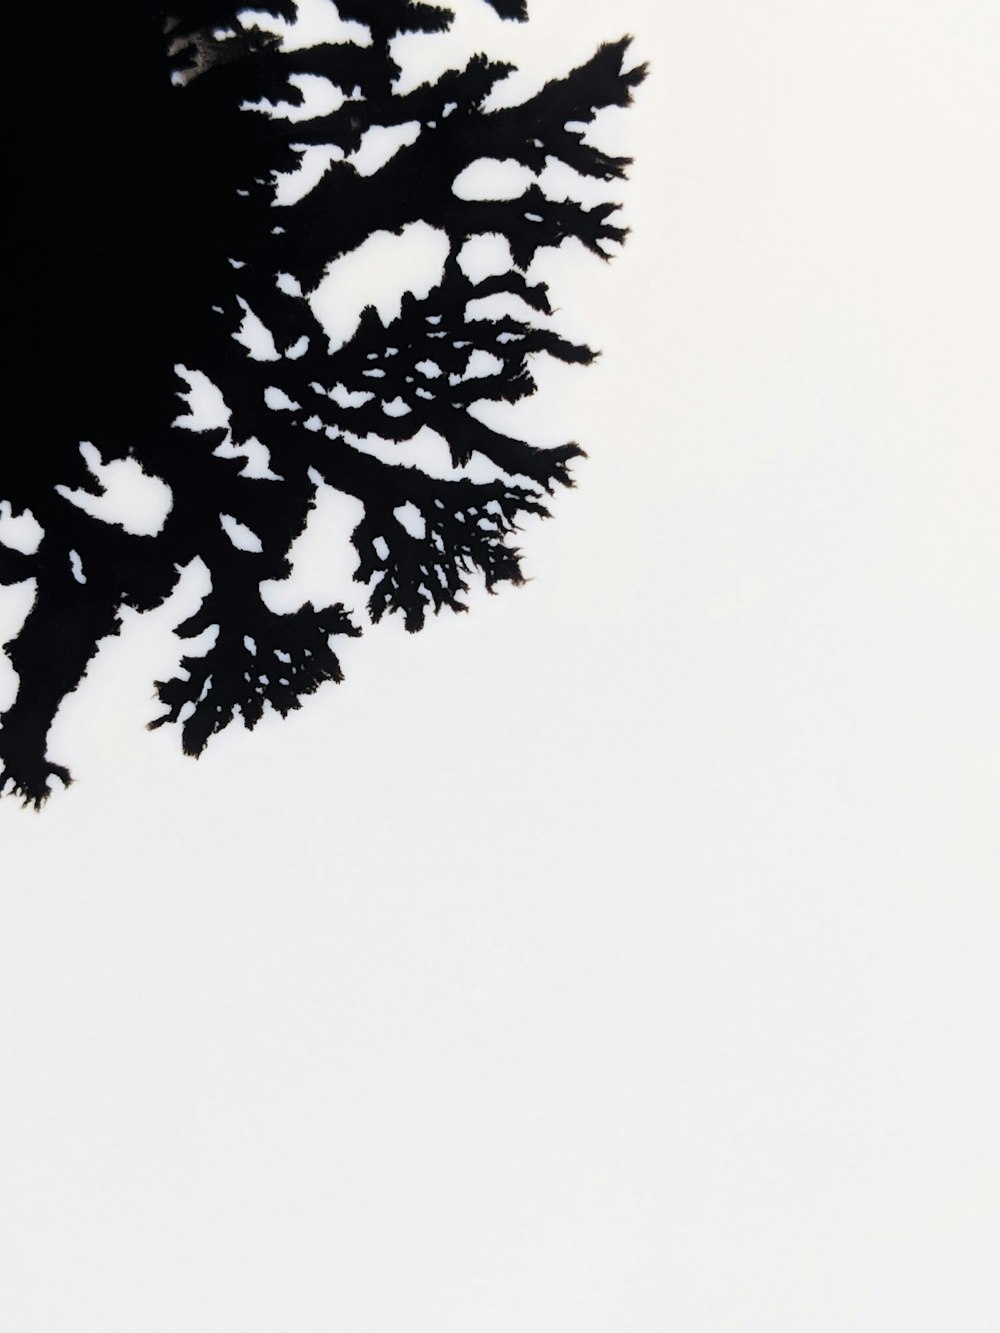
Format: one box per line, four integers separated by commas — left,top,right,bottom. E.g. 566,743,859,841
2,2,1000,1329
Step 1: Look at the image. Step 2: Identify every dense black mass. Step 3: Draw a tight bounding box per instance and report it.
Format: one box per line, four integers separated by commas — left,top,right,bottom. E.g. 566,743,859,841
0,0,644,806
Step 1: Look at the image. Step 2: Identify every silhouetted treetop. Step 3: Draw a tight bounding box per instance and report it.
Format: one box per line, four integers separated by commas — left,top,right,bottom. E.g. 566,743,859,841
0,0,645,806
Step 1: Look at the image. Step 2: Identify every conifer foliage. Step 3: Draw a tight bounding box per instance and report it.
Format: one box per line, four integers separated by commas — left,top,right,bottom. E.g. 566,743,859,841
0,0,644,805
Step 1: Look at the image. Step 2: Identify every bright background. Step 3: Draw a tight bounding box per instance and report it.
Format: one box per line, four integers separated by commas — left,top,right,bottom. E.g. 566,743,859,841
3,1,1000,1329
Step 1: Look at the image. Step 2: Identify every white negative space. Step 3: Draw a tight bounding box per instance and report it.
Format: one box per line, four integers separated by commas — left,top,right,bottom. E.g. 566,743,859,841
309,221,450,352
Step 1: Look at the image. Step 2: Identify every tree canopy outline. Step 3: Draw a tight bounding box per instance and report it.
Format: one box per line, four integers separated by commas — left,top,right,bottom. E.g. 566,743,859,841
0,0,645,806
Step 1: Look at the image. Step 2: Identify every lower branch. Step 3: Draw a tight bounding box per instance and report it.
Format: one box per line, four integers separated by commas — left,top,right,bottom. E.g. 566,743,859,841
0,565,121,807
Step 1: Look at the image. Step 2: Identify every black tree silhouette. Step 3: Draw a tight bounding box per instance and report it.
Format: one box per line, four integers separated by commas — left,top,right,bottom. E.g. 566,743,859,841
0,0,645,806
